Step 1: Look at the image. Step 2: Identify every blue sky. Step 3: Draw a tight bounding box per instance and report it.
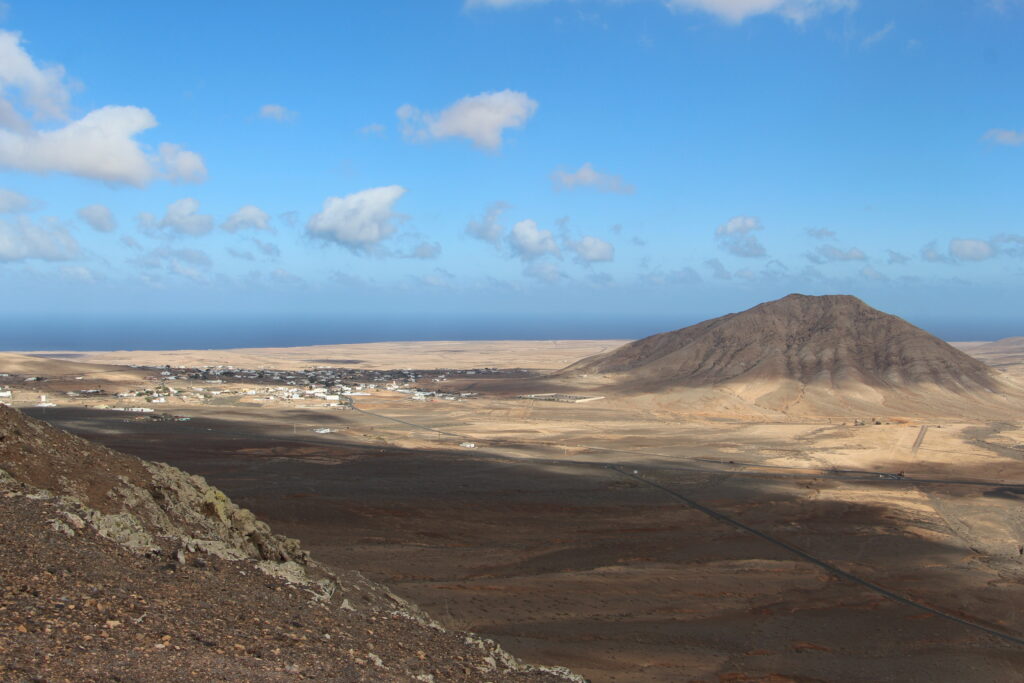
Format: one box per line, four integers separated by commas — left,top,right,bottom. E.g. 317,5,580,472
1,0,1023,344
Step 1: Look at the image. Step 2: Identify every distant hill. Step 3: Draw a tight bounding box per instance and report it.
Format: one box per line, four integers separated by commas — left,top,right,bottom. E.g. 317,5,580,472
0,405,579,682
559,294,1022,417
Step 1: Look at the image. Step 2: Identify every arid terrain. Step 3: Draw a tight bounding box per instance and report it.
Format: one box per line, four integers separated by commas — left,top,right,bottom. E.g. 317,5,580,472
4,299,1024,682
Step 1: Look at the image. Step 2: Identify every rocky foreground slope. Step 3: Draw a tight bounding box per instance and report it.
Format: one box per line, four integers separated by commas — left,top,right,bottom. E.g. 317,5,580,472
0,405,581,682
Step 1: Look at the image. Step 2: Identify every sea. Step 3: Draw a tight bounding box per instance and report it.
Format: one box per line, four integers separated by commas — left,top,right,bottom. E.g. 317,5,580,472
0,312,1014,352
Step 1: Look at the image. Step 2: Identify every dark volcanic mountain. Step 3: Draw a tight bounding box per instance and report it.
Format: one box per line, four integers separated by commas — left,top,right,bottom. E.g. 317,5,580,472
563,294,1005,395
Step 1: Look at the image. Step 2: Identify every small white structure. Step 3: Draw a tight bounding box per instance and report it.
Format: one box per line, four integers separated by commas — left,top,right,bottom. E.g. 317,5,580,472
460,442,477,449
312,427,332,434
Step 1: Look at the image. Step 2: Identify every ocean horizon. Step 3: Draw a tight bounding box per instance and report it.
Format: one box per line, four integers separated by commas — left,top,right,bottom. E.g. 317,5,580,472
2,311,1018,352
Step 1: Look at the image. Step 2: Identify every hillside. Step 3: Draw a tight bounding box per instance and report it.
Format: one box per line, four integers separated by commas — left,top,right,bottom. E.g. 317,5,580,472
0,405,580,682
559,294,1023,418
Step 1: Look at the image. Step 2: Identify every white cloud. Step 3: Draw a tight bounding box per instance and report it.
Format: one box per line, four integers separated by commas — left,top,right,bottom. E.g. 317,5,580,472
253,238,281,258
508,219,560,260
523,260,565,283
0,29,69,124
222,205,271,233
567,235,614,264
716,215,762,235
158,143,207,183
983,128,1024,146
270,267,303,285
259,104,297,122
398,90,538,151
408,241,442,259
886,249,909,264
0,216,79,262
552,162,634,194
142,198,214,237
467,0,855,23
0,188,33,213
861,21,894,47
806,227,836,239
807,244,866,263
920,241,950,263
664,0,855,23
466,201,509,245
704,258,732,280
0,106,206,185
306,185,407,252
0,30,206,186
418,267,456,288
359,122,385,136
76,204,117,232
949,238,995,262
465,0,550,6
60,265,99,283
131,246,212,283
860,265,887,281
715,215,767,258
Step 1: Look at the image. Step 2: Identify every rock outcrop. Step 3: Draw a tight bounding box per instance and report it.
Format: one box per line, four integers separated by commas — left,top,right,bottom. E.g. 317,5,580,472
0,405,582,682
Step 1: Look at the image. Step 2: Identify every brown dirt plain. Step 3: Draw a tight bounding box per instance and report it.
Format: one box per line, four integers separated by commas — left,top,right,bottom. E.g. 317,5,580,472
6,340,1024,682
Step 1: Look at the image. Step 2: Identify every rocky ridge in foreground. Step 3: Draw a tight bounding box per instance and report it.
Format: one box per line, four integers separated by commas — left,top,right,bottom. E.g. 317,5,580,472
0,405,582,682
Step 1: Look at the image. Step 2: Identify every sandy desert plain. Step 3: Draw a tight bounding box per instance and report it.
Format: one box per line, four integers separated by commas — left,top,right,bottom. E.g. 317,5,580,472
4,330,1024,682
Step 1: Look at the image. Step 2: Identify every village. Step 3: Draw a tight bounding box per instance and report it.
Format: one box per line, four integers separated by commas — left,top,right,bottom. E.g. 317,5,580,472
0,362,502,419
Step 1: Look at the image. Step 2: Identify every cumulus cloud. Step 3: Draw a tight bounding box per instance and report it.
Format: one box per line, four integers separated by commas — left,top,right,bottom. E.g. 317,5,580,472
465,0,550,6
643,267,701,286
552,163,634,194
806,227,835,239
920,241,950,263
806,244,867,263
949,238,995,262
0,29,69,124
860,265,888,281
253,238,281,258
523,260,565,283
359,123,385,136
131,246,211,283
398,90,538,151
664,0,855,23
259,104,297,122
467,0,853,22
408,241,442,259
886,249,909,264
60,265,100,283
983,128,1024,146
466,202,509,245
0,30,206,186
566,235,614,264
0,188,33,213
508,219,560,260
76,204,117,232
222,205,271,233
269,267,303,285
417,267,456,288
142,198,214,237
306,185,407,252
704,257,732,280
715,215,767,258
0,216,79,262
993,233,1024,257
0,106,207,185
